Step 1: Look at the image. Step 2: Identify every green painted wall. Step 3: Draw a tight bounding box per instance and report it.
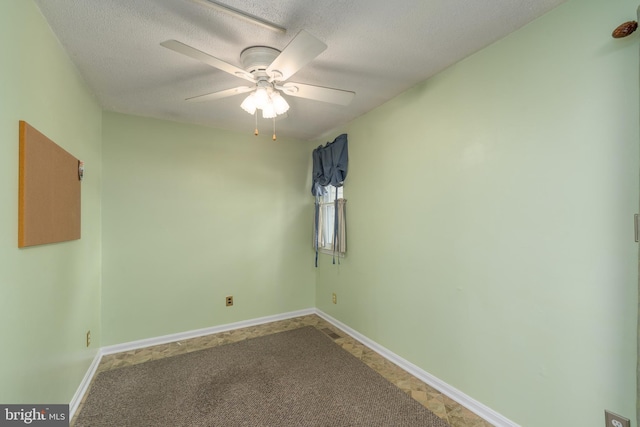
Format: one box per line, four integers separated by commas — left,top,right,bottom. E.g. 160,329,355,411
316,0,639,426
1,0,637,424
0,1,102,404
101,112,315,345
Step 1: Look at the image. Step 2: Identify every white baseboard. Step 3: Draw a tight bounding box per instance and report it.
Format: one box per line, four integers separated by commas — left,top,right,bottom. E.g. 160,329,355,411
314,309,521,427
101,308,316,355
69,349,103,420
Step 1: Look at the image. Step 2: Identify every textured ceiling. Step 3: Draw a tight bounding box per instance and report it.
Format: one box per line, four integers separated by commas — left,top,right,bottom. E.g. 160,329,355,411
34,0,565,141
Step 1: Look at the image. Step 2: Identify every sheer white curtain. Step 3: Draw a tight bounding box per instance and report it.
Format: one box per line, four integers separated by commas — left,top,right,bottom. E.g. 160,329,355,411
313,186,346,258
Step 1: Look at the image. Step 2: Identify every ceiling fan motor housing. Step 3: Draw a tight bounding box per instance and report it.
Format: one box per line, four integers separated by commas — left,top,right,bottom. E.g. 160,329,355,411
240,46,281,78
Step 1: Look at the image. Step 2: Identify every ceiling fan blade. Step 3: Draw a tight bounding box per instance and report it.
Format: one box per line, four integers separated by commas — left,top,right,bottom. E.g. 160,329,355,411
266,30,327,81
161,40,255,83
279,82,355,106
186,86,254,102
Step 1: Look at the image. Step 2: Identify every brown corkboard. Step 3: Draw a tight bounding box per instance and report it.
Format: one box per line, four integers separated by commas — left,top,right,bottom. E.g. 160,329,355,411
18,121,81,248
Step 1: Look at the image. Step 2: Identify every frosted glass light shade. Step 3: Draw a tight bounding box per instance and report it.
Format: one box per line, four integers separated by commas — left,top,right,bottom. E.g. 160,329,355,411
262,102,276,119
271,91,289,115
240,88,289,119
253,87,269,109
240,93,257,114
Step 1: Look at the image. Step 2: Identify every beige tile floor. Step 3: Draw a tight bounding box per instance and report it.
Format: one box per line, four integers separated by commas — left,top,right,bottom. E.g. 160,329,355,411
73,315,494,427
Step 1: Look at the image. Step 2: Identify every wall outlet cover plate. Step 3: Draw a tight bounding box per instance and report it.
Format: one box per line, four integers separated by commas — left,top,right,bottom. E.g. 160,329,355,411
605,410,630,427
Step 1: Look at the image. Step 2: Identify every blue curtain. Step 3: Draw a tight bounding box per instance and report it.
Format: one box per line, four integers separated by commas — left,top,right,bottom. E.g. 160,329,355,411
311,134,348,196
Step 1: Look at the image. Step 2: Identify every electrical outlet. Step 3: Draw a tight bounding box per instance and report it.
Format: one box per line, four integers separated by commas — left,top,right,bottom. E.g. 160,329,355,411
86,330,91,348
332,293,337,304
605,410,630,427
226,296,233,307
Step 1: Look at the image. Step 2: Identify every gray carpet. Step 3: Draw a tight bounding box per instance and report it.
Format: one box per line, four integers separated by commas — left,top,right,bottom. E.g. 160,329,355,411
75,327,450,426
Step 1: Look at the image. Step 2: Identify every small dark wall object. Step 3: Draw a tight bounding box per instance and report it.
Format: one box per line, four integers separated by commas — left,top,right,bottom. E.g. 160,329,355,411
612,21,638,38
18,121,81,248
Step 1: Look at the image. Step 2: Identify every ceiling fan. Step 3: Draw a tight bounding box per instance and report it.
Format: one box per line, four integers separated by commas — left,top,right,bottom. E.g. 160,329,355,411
161,30,355,138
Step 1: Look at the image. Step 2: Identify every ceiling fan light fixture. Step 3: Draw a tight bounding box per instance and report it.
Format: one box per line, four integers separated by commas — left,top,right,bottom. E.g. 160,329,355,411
253,87,269,110
241,87,288,122
271,91,289,115
240,93,257,114
262,102,277,119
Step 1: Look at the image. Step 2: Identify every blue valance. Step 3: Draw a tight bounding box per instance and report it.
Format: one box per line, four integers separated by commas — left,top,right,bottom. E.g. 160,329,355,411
311,134,348,196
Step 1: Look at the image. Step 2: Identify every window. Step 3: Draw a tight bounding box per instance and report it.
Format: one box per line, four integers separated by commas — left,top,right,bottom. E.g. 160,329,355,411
310,134,348,265
314,185,346,256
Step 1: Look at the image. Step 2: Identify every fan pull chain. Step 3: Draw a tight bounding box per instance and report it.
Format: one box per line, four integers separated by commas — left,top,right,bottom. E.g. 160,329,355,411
272,117,277,141
254,111,259,136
